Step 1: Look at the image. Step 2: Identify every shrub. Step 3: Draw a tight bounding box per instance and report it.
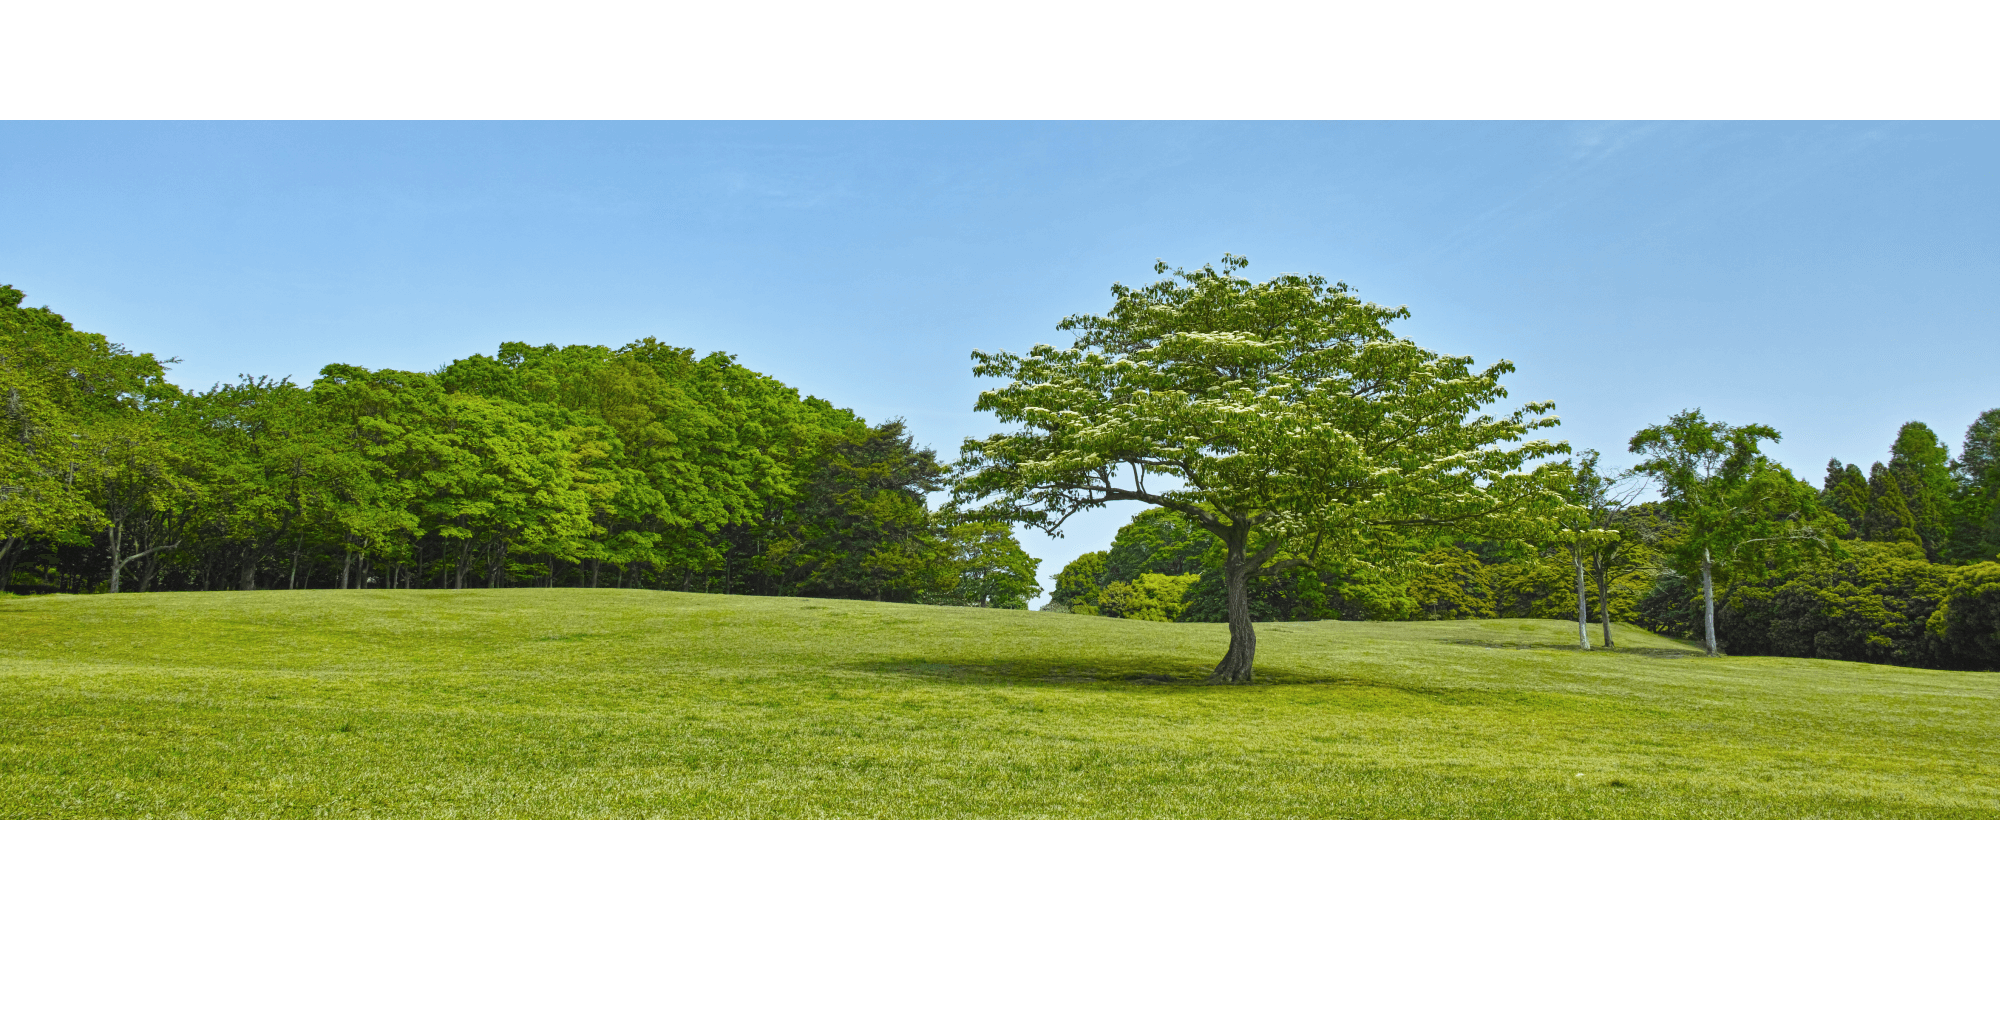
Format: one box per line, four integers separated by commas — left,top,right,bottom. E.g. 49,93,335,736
1635,541,1994,669
1928,563,2000,670
1082,573,1200,622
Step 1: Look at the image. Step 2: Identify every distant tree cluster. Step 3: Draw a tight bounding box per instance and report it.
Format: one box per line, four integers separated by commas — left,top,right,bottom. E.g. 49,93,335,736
0,286,1039,607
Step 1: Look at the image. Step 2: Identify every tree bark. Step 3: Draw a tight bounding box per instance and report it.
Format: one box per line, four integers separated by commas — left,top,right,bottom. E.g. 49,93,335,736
1574,550,1591,650
1209,529,1257,684
1593,555,1613,648
1701,546,1717,656
107,520,176,595
107,521,125,594
0,536,19,595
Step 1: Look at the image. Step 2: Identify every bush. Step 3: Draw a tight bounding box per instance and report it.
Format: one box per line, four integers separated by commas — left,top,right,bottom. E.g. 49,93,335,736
1928,563,2000,669
1633,542,1999,669
1083,572,1200,622
1179,561,1412,623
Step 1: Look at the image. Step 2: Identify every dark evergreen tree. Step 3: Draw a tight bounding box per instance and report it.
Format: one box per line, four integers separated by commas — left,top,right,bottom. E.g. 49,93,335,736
1888,421,1953,560
1946,409,2000,564
1820,459,1869,538
779,418,951,602
1862,462,1921,546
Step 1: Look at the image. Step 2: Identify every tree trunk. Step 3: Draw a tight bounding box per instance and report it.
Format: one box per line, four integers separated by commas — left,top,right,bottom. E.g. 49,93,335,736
240,550,258,591
591,558,602,588
1701,547,1717,657
1209,531,1256,684
0,536,20,595
107,521,125,594
341,547,353,589
1593,555,1613,648
1573,549,1591,650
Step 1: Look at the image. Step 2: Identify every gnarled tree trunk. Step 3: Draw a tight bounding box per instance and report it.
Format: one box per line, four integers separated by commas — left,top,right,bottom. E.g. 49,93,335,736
1209,528,1257,684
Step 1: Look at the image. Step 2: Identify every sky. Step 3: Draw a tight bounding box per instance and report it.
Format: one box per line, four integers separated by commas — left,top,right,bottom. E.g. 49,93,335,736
4,121,1996,594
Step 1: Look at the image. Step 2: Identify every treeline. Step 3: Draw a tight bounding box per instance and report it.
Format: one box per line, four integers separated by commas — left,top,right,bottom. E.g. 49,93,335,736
0,286,1040,606
1050,416,2000,671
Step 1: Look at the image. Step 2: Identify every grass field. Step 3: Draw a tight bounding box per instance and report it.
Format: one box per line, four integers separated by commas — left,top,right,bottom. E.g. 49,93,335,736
2,588,1996,818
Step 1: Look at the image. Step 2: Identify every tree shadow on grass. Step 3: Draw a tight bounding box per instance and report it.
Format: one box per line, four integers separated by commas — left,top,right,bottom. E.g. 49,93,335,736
1444,640,1705,659
846,658,1376,693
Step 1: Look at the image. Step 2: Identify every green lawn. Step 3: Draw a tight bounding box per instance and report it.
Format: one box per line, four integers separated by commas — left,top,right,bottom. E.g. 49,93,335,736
2,588,1995,818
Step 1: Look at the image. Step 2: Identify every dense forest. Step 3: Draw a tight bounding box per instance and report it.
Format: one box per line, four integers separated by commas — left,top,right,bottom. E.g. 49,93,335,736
0,286,1040,607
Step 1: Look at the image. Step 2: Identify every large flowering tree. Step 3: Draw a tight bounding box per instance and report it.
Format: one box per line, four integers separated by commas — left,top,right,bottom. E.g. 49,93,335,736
956,257,1575,683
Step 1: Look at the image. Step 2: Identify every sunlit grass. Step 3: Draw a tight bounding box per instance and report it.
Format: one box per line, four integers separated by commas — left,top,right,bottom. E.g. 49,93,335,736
2,589,1995,818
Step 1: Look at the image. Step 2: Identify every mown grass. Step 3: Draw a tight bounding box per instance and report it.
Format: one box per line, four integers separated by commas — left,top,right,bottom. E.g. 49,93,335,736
2,588,1996,818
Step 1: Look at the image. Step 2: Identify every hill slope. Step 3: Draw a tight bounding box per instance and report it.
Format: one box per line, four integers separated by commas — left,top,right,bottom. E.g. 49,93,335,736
2,589,1995,818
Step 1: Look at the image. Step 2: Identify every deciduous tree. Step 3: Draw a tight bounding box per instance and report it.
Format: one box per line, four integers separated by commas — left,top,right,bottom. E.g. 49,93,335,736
958,256,1572,682
1628,409,1839,656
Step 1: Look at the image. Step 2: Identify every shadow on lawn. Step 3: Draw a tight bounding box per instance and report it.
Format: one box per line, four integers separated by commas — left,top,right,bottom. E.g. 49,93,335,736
1443,640,1705,659
847,658,1367,692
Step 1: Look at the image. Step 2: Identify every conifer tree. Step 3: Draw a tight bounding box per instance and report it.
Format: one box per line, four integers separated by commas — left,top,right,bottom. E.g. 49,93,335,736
1946,409,2000,563
1821,459,1870,538
1862,462,1922,547
1888,422,1953,559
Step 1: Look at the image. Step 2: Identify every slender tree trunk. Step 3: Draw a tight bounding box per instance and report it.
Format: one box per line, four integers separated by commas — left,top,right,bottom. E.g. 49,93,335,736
590,558,602,588
1594,555,1613,648
240,548,258,591
107,522,125,594
341,547,353,590
1574,550,1591,649
1209,531,1256,684
1701,547,1717,657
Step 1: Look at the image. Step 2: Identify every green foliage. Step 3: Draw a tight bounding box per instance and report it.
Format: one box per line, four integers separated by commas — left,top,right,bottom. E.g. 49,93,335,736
1927,563,2000,669
1049,551,1107,610
1406,547,1496,620
923,519,1042,609
1889,422,1954,559
1102,507,1210,581
958,255,1573,681
1631,541,1999,670
1862,462,1921,546
1946,409,2000,564
1628,409,1840,654
1820,460,1869,537
1087,572,1200,622
1,293,1046,605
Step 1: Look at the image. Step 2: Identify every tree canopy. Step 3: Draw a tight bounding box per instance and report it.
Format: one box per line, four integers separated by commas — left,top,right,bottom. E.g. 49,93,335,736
0,287,1039,607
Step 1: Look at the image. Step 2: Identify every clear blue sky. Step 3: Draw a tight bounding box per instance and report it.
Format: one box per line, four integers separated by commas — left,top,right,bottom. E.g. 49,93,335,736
4,121,1995,591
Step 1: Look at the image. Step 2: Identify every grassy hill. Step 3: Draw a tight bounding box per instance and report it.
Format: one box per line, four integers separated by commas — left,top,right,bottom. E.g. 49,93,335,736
2,589,1996,818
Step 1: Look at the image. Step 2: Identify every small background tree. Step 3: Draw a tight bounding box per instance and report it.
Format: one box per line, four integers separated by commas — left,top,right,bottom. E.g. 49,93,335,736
1628,409,1840,656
